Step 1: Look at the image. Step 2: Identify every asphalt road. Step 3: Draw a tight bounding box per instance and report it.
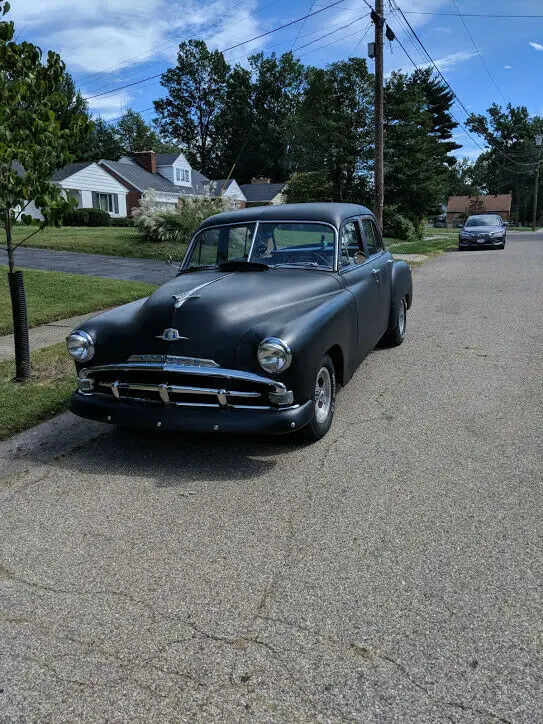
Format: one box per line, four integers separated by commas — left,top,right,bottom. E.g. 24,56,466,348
1,235,542,723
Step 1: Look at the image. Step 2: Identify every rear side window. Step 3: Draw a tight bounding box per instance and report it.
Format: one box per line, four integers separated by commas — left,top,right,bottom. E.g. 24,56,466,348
361,218,384,255
339,221,364,267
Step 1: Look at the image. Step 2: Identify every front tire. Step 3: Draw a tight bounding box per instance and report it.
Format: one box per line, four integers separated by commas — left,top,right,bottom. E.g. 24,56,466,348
381,295,407,347
302,355,336,441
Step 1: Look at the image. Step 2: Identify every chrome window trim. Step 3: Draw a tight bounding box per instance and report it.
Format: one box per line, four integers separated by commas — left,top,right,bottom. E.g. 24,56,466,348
182,220,339,272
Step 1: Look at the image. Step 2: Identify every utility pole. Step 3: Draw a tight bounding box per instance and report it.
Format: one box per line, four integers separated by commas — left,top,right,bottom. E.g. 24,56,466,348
373,0,385,231
533,135,542,232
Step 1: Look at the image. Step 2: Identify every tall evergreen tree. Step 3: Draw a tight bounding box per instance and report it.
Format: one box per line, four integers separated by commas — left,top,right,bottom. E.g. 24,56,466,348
384,71,460,223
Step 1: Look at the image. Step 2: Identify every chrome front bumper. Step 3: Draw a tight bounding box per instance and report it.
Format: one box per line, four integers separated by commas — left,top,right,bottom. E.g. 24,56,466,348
76,361,294,410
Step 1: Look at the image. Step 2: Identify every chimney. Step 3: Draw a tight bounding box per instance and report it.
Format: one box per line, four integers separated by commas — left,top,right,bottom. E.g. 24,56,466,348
133,151,157,174
251,177,271,184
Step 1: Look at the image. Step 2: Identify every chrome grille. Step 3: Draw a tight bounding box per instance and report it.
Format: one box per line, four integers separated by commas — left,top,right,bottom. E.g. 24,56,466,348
77,361,294,409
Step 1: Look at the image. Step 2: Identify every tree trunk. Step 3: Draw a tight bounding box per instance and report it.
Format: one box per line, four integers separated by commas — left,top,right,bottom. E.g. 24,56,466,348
5,211,31,381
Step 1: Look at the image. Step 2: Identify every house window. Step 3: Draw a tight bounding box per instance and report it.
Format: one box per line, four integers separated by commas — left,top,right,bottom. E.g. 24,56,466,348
184,169,191,183
92,192,119,214
176,168,181,182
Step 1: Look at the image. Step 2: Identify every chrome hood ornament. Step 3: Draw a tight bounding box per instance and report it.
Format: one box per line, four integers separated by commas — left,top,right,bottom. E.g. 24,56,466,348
156,328,188,342
172,273,232,309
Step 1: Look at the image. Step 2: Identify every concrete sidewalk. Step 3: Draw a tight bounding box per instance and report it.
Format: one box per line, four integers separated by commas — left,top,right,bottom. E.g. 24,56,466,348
0,311,105,361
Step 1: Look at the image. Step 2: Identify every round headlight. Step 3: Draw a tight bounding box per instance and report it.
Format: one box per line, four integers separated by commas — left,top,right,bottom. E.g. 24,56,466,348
66,330,95,362
257,337,292,374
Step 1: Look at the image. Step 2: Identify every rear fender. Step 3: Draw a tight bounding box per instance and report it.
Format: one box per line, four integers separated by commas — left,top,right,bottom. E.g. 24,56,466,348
391,259,413,309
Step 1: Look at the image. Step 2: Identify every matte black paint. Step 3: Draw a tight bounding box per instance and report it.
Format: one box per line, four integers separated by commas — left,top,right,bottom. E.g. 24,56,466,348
70,204,413,433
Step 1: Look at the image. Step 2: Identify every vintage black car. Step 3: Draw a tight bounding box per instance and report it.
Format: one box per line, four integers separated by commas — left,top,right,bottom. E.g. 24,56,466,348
67,203,413,440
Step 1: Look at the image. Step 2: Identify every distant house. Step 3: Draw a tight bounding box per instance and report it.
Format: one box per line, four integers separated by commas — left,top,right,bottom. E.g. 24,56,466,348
446,194,512,227
101,151,246,215
22,161,129,220
206,179,246,208
239,178,288,207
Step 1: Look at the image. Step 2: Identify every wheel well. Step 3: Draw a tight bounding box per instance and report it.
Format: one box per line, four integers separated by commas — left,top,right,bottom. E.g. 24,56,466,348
326,345,344,386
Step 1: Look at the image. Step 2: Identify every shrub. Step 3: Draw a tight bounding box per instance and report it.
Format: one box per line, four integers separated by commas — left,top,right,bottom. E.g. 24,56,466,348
83,208,111,227
383,205,421,242
110,216,133,227
63,208,89,226
133,190,233,244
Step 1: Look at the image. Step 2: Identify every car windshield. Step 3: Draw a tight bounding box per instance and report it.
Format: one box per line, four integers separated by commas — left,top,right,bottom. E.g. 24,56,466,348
185,222,336,270
465,215,501,227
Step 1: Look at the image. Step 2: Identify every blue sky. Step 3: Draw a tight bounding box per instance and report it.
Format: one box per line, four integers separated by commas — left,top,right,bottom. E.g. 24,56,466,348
10,0,543,160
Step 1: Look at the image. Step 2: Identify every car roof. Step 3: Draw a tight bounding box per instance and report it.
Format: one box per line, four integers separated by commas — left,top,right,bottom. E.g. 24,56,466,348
198,203,374,231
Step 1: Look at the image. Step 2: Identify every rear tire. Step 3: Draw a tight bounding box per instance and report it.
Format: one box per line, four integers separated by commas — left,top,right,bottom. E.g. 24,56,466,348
381,296,407,347
301,355,336,441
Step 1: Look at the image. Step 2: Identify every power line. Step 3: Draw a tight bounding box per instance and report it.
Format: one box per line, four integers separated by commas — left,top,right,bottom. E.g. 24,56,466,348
390,1,539,168
290,0,317,50
402,11,543,19
79,0,283,87
84,0,348,101
294,13,369,52
450,0,508,105
387,8,539,171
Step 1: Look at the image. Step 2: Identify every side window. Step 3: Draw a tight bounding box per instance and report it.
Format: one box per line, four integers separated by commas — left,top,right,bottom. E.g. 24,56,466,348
361,218,384,256
339,221,365,268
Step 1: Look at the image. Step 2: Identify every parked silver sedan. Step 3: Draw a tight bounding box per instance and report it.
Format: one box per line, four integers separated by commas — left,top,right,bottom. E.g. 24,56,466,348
459,214,507,250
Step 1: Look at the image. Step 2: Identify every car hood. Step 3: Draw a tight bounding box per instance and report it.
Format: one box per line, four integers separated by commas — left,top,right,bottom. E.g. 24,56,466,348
462,226,502,234
126,269,342,367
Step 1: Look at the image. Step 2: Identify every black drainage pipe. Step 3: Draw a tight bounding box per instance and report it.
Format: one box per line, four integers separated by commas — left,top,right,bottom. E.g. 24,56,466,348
8,271,31,381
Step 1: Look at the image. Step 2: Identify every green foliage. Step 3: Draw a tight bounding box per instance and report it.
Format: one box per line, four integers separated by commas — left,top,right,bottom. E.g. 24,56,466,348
82,208,111,226
383,69,460,224
110,216,133,227
383,205,420,242
466,103,543,224
292,59,373,202
63,208,89,226
61,207,112,226
285,172,334,203
0,0,91,270
154,40,229,174
133,190,232,244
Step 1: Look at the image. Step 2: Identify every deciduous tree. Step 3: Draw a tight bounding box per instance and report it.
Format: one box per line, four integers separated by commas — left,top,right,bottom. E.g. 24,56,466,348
0,1,90,379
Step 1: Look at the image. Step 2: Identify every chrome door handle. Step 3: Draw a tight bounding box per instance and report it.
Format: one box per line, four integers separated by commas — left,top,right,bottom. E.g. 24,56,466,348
387,259,394,264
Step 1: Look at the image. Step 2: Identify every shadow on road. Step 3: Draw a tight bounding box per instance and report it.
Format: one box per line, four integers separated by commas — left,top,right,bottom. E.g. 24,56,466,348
50,425,304,488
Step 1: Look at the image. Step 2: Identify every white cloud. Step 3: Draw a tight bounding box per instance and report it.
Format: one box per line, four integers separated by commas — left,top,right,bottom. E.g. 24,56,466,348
10,0,265,76
435,27,452,34
433,50,478,71
504,64,512,69
529,41,543,51
86,92,134,120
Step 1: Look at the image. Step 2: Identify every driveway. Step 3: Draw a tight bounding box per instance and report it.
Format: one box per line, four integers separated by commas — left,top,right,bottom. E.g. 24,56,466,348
12,246,176,285
1,237,542,722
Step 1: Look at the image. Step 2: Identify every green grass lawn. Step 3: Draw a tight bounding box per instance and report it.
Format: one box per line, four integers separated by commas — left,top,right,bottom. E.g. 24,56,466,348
386,236,457,255
0,267,157,335
0,343,75,440
10,226,188,262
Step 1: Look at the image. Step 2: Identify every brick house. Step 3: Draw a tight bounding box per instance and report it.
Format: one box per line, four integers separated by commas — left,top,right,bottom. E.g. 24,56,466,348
446,193,512,227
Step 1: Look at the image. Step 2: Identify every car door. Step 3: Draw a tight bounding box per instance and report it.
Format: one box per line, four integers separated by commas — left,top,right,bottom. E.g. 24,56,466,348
338,218,382,360
360,216,392,336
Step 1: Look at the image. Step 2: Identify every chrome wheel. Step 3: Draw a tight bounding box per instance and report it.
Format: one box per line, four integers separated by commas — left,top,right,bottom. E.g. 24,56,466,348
314,366,332,423
398,298,406,338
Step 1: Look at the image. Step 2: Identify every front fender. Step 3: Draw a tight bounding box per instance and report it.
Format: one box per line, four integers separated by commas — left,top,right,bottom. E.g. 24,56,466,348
235,290,357,403
72,298,149,370
391,259,413,309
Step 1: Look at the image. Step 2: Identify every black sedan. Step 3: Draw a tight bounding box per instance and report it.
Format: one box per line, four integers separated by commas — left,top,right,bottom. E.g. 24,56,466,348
67,203,413,440
459,214,507,250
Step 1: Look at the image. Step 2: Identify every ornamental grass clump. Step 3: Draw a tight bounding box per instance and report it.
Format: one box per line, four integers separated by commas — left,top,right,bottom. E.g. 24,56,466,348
133,190,233,245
